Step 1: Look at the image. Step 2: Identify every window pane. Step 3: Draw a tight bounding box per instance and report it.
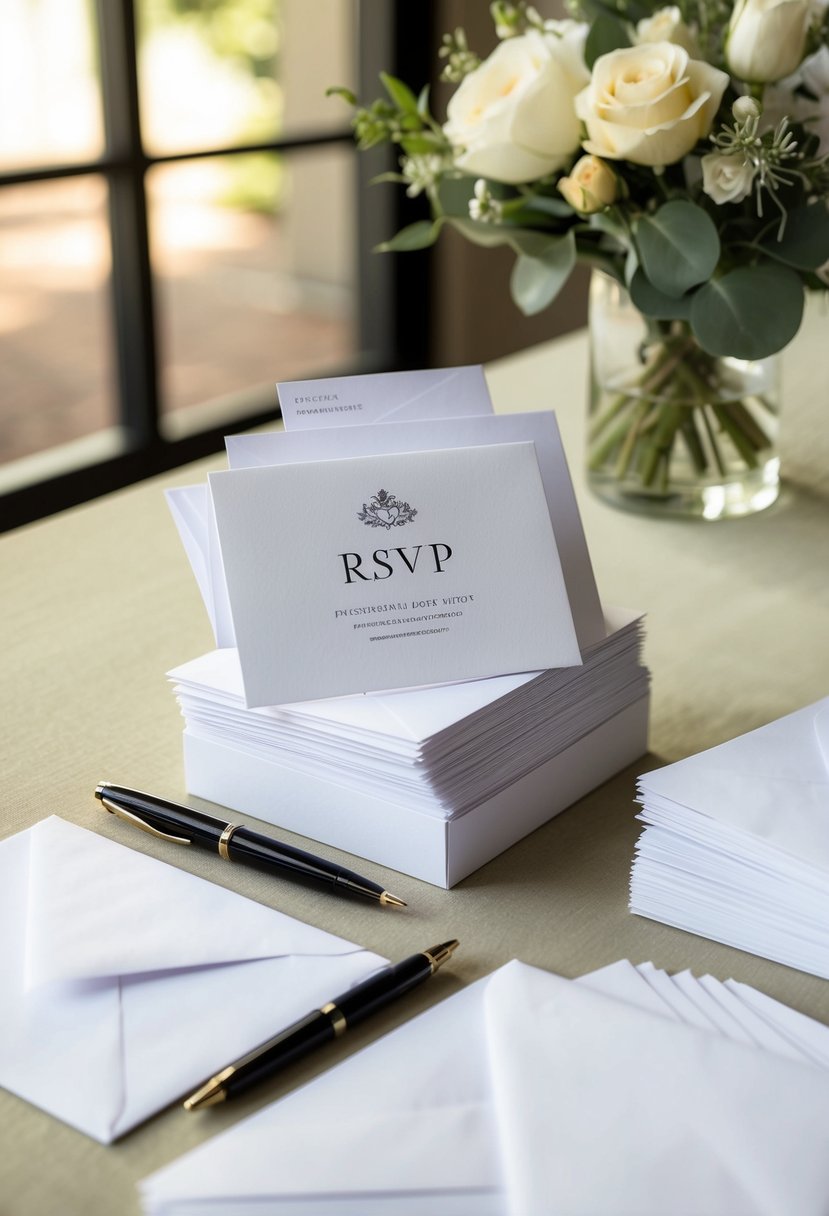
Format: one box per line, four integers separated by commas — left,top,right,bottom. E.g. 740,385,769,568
0,0,103,171
0,177,117,471
136,0,356,157
147,146,357,427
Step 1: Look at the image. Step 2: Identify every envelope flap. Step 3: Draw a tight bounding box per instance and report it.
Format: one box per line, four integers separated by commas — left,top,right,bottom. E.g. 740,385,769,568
141,1105,495,1203
640,698,829,865
484,961,829,1216
25,817,367,988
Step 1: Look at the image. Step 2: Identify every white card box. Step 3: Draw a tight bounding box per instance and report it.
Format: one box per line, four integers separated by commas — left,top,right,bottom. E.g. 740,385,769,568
181,694,649,889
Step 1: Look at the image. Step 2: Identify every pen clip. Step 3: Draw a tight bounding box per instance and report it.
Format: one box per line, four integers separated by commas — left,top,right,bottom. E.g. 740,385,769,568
99,797,192,845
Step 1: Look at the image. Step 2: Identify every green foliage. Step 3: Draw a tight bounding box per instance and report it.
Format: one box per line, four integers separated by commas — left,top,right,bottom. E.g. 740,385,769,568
636,202,721,297
511,233,578,315
584,14,630,69
691,263,805,359
628,270,693,320
760,203,829,271
377,221,443,253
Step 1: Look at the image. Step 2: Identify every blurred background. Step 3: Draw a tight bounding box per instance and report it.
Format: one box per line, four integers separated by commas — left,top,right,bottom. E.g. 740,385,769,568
0,0,586,529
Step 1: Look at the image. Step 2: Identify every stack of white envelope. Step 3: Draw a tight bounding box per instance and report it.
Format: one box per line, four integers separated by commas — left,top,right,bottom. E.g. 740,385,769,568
140,957,829,1216
166,369,650,886
169,608,648,823
0,816,387,1143
169,608,649,887
631,696,829,980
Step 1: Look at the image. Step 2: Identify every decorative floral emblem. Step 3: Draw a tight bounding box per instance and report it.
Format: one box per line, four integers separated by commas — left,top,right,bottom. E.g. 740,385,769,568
357,488,417,529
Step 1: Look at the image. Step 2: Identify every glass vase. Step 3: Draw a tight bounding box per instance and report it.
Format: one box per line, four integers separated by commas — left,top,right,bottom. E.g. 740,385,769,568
586,272,781,520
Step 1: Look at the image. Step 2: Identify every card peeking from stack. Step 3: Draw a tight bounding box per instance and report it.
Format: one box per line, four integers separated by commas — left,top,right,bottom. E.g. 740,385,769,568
276,364,492,429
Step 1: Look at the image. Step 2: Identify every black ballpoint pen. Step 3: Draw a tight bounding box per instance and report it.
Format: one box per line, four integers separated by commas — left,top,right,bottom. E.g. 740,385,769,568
94,782,406,907
183,939,460,1110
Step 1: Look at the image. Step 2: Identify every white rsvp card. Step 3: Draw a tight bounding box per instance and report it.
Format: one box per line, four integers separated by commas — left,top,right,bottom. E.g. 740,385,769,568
209,443,582,706
225,412,605,652
277,365,492,431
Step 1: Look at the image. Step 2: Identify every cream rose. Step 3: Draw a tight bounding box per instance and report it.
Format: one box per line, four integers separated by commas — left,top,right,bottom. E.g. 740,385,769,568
727,0,811,83
635,6,698,55
575,43,729,167
558,155,618,212
701,151,757,203
443,27,590,184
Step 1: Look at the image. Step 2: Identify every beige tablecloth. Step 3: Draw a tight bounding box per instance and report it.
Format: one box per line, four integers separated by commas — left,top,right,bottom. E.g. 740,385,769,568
2,303,828,1215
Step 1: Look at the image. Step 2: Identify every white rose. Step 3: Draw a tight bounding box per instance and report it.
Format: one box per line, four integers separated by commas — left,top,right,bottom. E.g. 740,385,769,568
575,43,729,167
727,0,811,83
635,6,698,55
443,27,589,184
701,151,757,203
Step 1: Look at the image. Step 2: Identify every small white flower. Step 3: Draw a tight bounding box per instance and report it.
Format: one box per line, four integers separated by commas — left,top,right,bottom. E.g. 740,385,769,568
401,154,445,198
468,179,503,222
701,151,757,203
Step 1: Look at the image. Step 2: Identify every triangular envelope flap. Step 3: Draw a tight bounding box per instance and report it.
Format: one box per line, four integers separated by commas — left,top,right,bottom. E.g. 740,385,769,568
25,817,365,988
640,698,829,865
484,962,829,1216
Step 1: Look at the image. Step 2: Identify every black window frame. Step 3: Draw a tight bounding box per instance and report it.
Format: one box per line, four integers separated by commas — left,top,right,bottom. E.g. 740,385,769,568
1,0,434,532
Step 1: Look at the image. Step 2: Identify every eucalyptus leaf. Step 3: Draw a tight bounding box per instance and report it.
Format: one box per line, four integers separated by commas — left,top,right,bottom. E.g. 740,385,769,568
585,14,631,68
447,216,569,260
516,194,575,218
629,269,692,320
690,263,804,360
376,219,442,253
510,232,577,315
637,201,720,297
761,203,829,270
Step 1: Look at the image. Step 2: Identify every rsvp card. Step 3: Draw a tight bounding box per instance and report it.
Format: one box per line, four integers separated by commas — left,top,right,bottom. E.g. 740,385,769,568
209,443,582,706
277,366,492,431
225,412,605,652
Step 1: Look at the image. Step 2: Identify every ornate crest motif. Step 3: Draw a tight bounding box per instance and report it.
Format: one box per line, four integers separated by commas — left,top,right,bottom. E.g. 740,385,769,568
357,488,418,529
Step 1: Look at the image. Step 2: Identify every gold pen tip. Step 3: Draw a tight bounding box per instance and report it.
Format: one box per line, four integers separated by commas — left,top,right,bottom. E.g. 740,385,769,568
380,891,407,908
94,783,109,800
183,1077,228,1111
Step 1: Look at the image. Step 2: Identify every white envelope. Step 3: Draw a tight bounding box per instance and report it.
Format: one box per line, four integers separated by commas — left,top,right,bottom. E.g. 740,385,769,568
140,960,829,1216
0,817,386,1144
277,365,492,430
639,696,829,869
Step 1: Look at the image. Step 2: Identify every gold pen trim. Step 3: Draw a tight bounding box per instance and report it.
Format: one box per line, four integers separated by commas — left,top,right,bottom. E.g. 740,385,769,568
218,823,239,861
183,1064,236,1111
320,1001,347,1037
99,797,192,846
421,940,461,973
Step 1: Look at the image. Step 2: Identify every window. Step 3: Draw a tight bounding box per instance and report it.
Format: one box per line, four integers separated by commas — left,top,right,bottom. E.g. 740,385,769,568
0,1,433,530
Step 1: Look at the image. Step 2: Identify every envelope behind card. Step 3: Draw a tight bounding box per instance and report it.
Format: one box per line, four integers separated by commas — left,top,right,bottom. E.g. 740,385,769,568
0,817,386,1144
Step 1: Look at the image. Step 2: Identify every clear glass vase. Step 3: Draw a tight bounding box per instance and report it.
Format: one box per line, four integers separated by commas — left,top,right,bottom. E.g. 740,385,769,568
586,272,781,520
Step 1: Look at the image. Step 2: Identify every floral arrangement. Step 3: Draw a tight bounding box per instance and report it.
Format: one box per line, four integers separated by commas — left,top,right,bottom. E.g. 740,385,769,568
332,0,829,511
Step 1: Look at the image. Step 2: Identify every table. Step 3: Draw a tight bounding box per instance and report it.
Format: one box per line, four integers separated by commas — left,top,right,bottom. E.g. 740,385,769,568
3,303,828,1215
